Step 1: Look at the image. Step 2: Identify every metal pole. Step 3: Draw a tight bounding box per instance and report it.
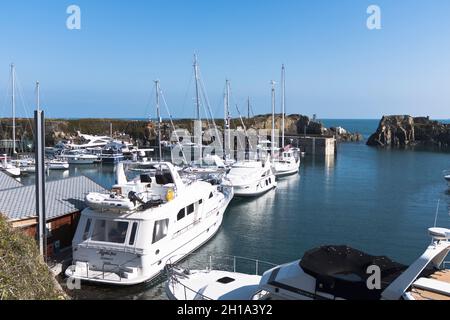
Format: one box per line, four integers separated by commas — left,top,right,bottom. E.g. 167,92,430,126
281,64,286,149
155,80,162,161
271,81,276,162
34,81,46,259
11,64,16,154
193,55,201,121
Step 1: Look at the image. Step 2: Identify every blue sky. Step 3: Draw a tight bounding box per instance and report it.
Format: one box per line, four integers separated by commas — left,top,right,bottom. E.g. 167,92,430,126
0,0,449,119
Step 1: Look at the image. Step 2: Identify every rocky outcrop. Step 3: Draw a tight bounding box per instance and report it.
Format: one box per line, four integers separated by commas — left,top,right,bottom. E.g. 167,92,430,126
367,115,450,147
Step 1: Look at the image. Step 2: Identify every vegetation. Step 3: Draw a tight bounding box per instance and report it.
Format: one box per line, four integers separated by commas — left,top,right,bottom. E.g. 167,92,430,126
0,215,65,300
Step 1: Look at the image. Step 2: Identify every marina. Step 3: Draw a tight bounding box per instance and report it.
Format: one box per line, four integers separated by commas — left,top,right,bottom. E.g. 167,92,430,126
1,1,450,306
11,125,448,300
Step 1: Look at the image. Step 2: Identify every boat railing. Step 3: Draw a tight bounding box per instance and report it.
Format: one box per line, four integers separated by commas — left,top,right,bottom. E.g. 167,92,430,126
165,253,277,300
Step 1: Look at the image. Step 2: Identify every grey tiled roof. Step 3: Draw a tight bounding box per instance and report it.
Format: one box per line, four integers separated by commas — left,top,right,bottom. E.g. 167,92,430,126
0,171,22,191
0,176,106,221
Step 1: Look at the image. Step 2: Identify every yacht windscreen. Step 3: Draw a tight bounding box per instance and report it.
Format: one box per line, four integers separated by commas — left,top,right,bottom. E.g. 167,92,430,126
91,220,129,244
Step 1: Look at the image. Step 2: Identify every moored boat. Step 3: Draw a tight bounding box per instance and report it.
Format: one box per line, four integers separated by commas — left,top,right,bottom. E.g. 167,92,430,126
65,162,234,285
166,227,450,300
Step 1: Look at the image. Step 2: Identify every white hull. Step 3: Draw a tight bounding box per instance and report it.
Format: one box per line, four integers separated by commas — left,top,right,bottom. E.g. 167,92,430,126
66,195,231,285
233,177,277,197
67,158,98,165
1,166,21,177
445,175,450,188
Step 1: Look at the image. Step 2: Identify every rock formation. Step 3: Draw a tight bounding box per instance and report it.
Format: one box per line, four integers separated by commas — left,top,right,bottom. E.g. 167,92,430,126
367,115,450,147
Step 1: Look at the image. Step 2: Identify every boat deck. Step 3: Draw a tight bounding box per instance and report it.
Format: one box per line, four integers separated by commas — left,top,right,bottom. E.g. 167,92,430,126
410,270,450,300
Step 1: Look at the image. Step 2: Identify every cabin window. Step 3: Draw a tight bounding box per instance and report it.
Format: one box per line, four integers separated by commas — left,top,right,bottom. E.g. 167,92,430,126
187,203,195,215
82,218,92,241
152,219,169,244
177,208,186,221
129,222,138,245
209,192,213,199
91,220,129,244
199,199,203,204
266,180,269,186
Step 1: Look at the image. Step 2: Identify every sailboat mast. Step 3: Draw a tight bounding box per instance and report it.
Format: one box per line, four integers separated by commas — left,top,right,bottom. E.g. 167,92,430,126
193,55,201,121
226,80,231,157
281,64,286,149
36,81,40,111
247,97,250,119
271,80,276,162
11,64,16,154
155,80,162,161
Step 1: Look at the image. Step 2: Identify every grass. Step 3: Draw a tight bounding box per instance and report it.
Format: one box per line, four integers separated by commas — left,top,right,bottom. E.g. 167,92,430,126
0,215,65,300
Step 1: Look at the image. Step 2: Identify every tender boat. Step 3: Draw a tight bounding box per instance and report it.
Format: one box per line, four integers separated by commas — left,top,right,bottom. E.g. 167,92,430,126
65,162,234,285
223,157,276,197
166,227,450,300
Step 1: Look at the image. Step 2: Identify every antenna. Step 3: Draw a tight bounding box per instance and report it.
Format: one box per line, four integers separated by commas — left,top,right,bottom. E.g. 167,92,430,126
433,199,441,228
270,80,276,163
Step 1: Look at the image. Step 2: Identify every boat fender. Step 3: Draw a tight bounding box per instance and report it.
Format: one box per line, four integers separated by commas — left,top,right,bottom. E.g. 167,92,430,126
166,188,175,202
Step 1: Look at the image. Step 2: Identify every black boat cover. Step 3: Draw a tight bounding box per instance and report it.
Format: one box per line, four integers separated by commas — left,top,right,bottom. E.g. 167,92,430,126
300,245,407,300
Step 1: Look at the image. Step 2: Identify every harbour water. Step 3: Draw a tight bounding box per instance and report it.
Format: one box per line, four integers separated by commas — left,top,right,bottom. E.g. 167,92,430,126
21,119,450,299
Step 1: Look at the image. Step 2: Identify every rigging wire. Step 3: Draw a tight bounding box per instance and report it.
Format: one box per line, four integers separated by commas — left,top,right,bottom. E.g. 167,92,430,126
159,86,188,165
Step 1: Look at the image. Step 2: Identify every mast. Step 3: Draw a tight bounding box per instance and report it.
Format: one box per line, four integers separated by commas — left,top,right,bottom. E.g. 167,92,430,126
11,64,16,154
247,97,250,119
271,80,276,163
193,54,201,120
36,81,40,112
281,64,286,149
225,80,231,158
155,80,162,161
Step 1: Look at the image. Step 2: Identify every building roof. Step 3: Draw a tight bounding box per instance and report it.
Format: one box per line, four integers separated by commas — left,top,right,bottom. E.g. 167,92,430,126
0,176,106,221
0,171,23,191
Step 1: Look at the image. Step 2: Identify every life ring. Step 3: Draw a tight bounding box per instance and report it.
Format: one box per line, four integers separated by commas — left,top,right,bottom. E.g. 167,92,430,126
166,188,175,201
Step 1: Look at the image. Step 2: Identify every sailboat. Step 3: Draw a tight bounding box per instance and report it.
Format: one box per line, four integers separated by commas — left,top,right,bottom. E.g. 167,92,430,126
0,64,21,177
224,81,277,197
272,65,300,177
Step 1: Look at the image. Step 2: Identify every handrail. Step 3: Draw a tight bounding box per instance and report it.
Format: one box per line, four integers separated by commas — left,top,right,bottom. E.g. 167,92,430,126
165,253,277,300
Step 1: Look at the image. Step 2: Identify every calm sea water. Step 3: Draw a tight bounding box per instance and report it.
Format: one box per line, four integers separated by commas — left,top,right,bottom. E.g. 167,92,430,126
21,119,450,299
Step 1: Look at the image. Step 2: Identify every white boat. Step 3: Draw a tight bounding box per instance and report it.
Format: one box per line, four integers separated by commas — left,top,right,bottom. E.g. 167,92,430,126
65,162,234,285
273,147,300,177
166,227,450,300
444,170,450,188
271,65,300,178
47,159,69,170
0,154,21,177
62,150,99,165
224,157,277,197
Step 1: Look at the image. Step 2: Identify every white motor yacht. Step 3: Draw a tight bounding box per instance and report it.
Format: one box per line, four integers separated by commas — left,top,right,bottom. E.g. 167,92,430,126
65,162,234,285
166,227,450,300
273,148,300,177
224,157,276,197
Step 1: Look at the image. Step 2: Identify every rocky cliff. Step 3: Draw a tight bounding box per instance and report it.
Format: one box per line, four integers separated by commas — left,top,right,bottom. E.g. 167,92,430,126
367,115,450,147
0,114,363,149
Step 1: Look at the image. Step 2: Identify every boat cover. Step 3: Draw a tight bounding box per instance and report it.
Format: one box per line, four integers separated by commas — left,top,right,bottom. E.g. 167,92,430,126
300,245,407,300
